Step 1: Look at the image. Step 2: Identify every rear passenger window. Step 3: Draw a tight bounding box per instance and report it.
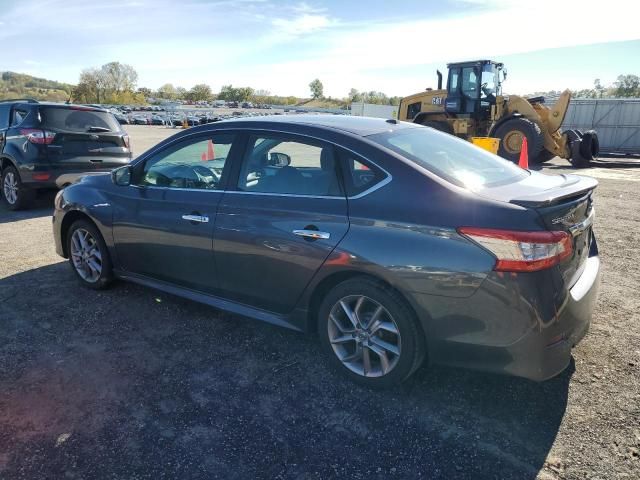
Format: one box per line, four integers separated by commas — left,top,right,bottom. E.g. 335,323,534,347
338,150,386,196
238,135,342,196
10,108,29,127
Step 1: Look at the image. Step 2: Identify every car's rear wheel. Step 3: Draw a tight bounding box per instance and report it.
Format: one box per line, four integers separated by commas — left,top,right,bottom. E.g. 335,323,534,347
67,220,113,289
2,166,34,210
318,277,425,387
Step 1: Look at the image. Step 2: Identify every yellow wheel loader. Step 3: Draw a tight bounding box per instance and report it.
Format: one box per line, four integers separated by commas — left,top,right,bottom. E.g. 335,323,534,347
397,60,599,167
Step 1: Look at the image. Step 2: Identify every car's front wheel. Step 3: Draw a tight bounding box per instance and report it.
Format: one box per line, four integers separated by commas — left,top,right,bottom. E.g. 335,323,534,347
318,277,425,387
67,219,113,289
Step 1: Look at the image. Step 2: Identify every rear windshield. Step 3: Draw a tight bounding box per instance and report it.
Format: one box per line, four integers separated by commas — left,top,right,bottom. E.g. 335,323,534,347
368,127,527,189
40,107,120,133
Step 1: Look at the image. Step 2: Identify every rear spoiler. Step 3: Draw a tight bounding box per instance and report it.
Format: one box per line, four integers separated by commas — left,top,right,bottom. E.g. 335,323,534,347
509,175,598,208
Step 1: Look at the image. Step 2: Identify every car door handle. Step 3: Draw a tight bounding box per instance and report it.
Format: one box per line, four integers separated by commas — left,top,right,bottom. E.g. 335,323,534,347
182,214,209,223
293,229,330,240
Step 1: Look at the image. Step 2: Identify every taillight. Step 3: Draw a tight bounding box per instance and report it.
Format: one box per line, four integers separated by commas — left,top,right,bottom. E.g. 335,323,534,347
20,129,55,145
458,227,573,272
122,135,130,149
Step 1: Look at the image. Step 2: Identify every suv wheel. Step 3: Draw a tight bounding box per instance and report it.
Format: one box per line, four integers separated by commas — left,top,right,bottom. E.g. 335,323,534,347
67,220,113,289
2,166,34,210
318,277,426,387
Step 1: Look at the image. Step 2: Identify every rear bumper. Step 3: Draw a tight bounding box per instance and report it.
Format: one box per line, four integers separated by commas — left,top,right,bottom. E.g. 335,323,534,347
19,162,127,189
501,255,600,381
415,246,601,381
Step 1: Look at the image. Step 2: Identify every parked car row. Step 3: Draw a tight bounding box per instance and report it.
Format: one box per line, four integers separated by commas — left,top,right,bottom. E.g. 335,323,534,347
115,111,284,126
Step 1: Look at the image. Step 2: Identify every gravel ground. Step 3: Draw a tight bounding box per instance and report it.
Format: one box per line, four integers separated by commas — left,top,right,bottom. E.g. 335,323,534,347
0,143,638,479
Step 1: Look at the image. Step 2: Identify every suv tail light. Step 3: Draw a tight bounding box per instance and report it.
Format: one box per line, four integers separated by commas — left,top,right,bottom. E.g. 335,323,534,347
458,227,573,272
20,129,55,145
122,135,130,149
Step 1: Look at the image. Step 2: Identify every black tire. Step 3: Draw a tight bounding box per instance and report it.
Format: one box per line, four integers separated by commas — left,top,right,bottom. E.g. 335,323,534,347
536,150,557,163
421,120,454,135
2,165,34,210
494,118,544,163
66,219,113,290
317,277,426,388
580,131,599,160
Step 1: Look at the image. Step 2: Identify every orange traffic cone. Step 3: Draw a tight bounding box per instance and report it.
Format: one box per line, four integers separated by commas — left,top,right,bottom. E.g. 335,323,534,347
201,152,207,162
206,140,215,161
518,136,529,169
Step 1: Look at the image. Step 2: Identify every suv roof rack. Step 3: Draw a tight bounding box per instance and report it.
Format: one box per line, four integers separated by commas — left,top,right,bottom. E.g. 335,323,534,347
0,98,39,104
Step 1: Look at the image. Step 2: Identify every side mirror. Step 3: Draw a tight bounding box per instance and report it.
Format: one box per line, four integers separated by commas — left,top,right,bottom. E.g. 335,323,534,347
268,152,291,167
112,165,131,186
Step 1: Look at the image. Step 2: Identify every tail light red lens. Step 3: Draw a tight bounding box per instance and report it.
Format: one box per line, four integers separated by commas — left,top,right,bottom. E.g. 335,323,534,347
32,173,51,181
20,129,55,145
458,227,573,272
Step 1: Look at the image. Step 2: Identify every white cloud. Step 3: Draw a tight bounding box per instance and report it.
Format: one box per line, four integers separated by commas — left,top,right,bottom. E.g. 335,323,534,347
251,0,640,96
271,13,333,37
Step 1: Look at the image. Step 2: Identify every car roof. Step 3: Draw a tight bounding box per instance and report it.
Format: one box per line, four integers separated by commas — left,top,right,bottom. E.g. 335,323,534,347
211,114,418,137
5,100,108,112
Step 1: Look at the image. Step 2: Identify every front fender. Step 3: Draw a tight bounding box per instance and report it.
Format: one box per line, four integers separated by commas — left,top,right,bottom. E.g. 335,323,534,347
56,183,115,257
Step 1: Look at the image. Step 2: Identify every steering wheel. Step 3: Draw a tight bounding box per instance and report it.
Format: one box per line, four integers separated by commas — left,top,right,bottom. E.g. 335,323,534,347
192,165,220,184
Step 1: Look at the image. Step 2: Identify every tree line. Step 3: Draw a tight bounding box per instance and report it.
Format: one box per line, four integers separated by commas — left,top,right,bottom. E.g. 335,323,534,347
3,62,639,106
528,75,640,100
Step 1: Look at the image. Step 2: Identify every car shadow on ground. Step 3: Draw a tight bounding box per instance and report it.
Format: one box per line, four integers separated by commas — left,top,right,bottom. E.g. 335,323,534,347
0,190,57,224
0,263,571,479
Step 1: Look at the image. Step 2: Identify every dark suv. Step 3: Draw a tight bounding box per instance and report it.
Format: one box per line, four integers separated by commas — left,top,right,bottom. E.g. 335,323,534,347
0,99,131,210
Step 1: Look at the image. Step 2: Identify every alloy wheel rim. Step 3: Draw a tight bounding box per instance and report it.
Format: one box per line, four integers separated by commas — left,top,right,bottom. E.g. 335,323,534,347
503,130,524,154
3,172,18,205
70,228,102,283
328,295,402,378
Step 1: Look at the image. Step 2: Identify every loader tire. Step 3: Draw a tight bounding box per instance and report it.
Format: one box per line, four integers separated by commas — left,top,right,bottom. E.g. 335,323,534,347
495,118,545,163
536,150,557,163
421,120,454,135
580,131,599,160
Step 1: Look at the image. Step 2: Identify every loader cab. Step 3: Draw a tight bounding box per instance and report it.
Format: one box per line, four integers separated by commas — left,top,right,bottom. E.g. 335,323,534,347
445,60,504,119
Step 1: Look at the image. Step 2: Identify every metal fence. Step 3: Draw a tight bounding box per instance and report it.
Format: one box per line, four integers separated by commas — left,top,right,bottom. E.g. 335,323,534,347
350,103,397,119
554,98,640,155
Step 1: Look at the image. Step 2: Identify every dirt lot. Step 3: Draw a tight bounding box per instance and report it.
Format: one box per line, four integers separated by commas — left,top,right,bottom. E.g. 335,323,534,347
0,129,639,479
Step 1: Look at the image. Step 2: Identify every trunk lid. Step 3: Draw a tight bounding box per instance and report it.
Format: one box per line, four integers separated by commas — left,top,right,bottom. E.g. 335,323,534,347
40,106,131,170
477,172,597,287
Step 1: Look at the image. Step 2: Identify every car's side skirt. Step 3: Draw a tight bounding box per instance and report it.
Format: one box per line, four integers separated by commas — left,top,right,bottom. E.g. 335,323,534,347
114,270,303,332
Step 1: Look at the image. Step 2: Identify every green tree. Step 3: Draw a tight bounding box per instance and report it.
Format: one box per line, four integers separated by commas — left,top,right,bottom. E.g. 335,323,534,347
187,83,213,102
614,74,640,97
175,87,187,100
309,79,323,99
156,83,177,100
137,87,152,98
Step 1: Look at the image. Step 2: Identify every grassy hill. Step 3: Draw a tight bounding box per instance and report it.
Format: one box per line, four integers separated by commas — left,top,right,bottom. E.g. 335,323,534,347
296,97,347,109
0,71,73,102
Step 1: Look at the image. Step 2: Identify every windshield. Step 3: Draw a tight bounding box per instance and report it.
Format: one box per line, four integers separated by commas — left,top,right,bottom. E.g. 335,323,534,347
481,63,499,98
368,127,527,189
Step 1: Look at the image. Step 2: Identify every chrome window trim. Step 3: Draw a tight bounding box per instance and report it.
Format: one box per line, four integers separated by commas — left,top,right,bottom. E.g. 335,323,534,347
130,184,224,194
223,190,343,200
131,125,393,200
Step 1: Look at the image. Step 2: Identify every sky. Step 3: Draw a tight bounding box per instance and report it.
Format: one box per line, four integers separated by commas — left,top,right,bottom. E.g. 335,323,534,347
0,0,639,97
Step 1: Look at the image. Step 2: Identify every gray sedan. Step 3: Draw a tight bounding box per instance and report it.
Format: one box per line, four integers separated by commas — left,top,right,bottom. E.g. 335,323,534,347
52,116,600,387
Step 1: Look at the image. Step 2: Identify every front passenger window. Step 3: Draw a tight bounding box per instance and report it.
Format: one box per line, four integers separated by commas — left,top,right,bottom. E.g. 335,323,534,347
139,134,234,190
